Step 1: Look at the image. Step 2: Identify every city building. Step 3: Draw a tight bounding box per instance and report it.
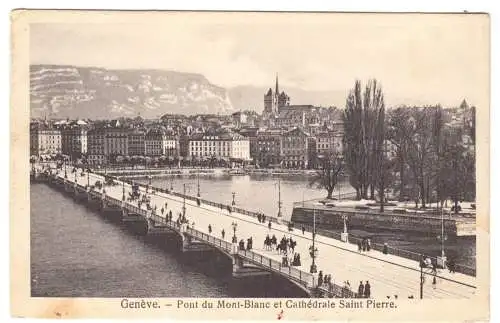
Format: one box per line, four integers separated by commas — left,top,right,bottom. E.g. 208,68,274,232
281,127,311,169
178,134,190,158
316,130,343,156
163,135,179,157
253,129,284,168
145,128,165,157
30,124,62,157
60,121,88,158
104,126,129,158
128,129,146,156
87,128,106,165
276,109,306,129
188,131,251,161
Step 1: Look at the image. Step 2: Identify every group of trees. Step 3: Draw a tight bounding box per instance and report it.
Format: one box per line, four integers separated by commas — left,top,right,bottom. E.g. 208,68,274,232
343,79,389,205
313,79,476,212
384,102,476,211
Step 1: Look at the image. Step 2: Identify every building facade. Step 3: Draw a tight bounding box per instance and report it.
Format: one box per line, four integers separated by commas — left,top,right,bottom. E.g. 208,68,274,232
128,130,146,156
281,127,311,169
30,124,62,157
188,131,250,161
87,128,106,165
145,129,165,156
163,135,179,157
61,127,88,157
253,129,283,168
104,127,129,157
316,130,343,156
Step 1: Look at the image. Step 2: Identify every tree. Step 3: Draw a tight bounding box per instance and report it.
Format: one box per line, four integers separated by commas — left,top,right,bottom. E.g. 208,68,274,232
386,107,412,200
309,151,344,199
343,79,385,200
404,106,441,208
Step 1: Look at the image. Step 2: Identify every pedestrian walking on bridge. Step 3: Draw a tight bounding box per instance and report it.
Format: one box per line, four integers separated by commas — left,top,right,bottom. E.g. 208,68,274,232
208,224,212,234
221,229,225,239
364,281,371,298
268,221,272,230
358,281,364,298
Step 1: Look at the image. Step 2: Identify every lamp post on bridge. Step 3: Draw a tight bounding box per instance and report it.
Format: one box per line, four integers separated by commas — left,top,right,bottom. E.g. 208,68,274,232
182,183,187,220
277,178,282,222
122,179,126,201
231,221,238,243
341,214,349,242
420,256,424,299
197,167,201,197
310,208,318,274
64,159,67,179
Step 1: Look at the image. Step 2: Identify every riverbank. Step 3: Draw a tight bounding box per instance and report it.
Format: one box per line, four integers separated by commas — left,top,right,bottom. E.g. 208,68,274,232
95,166,326,178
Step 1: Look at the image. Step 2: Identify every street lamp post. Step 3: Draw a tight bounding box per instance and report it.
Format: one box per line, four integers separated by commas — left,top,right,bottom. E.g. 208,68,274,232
341,214,349,242
231,221,238,243
87,171,90,187
437,206,447,268
197,167,200,197
64,160,67,179
277,178,282,219
310,209,318,274
122,180,126,201
182,183,187,219
420,262,424,299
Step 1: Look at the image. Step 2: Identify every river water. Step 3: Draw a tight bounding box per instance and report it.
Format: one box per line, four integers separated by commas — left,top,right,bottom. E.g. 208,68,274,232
30,183,308,297
30,175,475,297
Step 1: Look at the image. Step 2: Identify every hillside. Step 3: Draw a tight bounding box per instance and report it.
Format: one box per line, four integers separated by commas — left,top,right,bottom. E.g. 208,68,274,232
30,65,235,119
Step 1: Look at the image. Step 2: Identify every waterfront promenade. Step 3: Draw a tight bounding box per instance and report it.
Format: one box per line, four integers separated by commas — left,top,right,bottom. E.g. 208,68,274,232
43,166,477,299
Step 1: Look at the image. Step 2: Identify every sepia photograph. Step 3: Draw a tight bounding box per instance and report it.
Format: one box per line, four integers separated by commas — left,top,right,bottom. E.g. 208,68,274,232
10,10,489,320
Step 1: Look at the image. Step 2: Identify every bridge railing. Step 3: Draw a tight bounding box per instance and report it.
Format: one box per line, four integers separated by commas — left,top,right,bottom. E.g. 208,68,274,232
237,249,315,288
317,282,358,298
185,227,233,252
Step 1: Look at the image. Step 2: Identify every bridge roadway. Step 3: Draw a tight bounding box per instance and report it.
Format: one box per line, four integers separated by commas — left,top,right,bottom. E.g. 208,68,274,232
57,167,476,299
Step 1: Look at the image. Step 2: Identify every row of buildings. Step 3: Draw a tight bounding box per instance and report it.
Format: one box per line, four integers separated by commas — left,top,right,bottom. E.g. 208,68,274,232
30,119,345,169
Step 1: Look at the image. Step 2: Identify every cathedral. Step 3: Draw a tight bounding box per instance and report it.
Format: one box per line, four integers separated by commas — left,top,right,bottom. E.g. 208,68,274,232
263,74,290,117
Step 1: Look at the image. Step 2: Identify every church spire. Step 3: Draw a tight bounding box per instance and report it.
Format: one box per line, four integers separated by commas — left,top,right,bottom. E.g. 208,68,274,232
275,73,279,95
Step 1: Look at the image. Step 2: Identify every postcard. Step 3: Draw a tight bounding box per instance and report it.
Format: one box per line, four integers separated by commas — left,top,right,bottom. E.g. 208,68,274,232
10,10,489,320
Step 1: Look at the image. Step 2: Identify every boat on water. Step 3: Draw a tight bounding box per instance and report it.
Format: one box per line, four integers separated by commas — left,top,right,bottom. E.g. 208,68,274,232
228,168,247,175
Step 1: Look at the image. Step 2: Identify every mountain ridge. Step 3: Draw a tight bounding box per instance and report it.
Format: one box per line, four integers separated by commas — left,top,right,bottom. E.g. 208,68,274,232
30,64,345,119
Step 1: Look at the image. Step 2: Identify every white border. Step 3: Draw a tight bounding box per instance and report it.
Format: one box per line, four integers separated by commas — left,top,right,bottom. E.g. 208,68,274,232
1,1,497,323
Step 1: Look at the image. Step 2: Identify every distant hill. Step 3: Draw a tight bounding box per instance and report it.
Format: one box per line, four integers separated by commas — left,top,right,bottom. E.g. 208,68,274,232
30,65,235,119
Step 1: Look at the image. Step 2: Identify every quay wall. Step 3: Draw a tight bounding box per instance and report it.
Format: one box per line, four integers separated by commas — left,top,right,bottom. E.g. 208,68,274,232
291,207,474,237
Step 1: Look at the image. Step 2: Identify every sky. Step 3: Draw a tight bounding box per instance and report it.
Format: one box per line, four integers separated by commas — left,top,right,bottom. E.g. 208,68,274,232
29,12,489,108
